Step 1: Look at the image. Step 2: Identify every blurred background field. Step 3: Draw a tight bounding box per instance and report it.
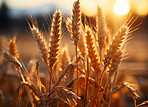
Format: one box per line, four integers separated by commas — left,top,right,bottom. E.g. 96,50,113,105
0,0,148,106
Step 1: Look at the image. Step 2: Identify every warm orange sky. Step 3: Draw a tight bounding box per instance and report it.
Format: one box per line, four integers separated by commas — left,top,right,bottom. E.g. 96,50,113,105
1,0,148,16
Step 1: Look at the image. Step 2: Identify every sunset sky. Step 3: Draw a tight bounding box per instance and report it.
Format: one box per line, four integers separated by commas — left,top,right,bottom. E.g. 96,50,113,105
0,0,148,16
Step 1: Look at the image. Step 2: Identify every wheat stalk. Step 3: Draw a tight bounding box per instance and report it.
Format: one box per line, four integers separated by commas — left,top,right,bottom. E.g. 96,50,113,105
48,10,62,90
107,51,122,106
2,51,25,82
97,26,129,106
30,23,54,91
70,0,81,102
2,51,22,68
1,0,140,106
85,26,101,106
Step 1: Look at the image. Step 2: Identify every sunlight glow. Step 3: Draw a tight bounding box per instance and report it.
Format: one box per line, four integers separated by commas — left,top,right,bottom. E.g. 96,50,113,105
81,0,97,16
113,0,130,15
132,0,148,16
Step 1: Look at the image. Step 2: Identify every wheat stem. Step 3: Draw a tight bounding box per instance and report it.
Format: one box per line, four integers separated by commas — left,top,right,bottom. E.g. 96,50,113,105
71,0,81,105
84,58,89,107
108,69,118,106
98,74,111,106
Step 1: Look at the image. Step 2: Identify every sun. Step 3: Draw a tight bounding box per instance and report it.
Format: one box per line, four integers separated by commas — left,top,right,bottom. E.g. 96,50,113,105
114,0,130,15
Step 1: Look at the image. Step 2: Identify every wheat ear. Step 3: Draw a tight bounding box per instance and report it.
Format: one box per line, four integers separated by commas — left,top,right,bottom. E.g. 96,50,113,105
77,25,86,59
96,6,106,50
9,36,19,59
8,36,20,70
103,25,129,70
30,26,49,65
48,10,61,69
71,0,80,46
71,0,81,101
66,19,86,59
98,26,129,102
85,26,101,106
30,25,54,91
85,26,100,74
104,29,111,53
60,47,70,72
107,51,122,105
48,10,62,90
107,51,122,76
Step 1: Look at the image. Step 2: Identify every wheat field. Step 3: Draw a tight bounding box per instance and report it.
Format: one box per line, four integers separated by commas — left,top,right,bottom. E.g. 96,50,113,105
0,0,148,107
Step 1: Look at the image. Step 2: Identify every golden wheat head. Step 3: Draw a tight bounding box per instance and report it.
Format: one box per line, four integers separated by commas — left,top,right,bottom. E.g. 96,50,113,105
96,6,106,49
104,25,129,70
48,10,62,68
30,25,49,66
85,26,100,74
107,50,122,76
71,0,81,46
9,36,19,59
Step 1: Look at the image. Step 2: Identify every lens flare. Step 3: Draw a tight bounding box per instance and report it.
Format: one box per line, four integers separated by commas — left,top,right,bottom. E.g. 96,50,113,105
114,0,130,15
